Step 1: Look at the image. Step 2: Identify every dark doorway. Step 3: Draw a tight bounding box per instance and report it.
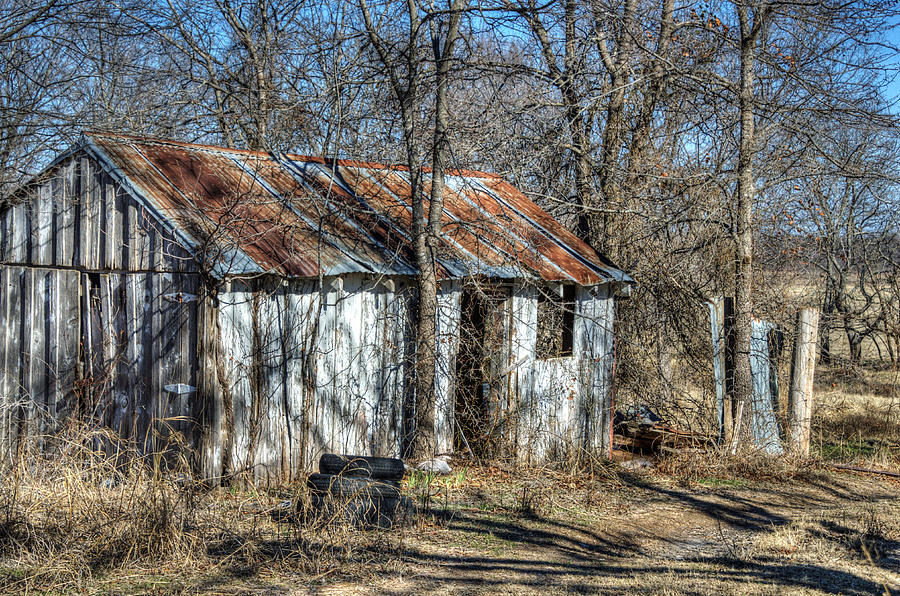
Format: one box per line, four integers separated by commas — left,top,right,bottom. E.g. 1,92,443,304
455,284,511,458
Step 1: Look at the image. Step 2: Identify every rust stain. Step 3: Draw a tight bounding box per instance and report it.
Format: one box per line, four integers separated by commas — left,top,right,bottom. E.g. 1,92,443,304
86,132,627,284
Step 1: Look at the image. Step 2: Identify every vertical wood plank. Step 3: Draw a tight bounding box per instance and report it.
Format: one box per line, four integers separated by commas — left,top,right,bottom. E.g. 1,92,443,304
124,196,143,270
218,287,254,478
98,275,113,429
136,272,155,451
0,267,14,457
20,268,38,453
99,274,127,442
32,182,53,265
373,284,393,457
0,204,9,261
708,298,728,443
182,275,200,449
0,267,7,450
314,283,340,460
8,267,23,460
56,160,77,268
9,205,28,263
434,282,461,455
336,278,363,455
77,156,92,269
124,273,149,446
109,274,129,440
104,175,123,270
154,273,178,453
35,270,53,443
255,286,287,483
55,270,80,425
284,282,315,476
749,320,784,454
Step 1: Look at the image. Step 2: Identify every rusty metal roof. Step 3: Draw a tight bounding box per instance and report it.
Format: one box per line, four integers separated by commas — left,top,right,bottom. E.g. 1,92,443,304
82,132,630,284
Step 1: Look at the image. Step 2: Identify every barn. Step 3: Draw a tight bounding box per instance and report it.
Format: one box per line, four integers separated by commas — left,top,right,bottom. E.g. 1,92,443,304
0,132,631,483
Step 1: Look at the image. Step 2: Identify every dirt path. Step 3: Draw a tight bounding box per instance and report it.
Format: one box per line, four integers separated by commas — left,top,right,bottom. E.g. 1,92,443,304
308,471,900,595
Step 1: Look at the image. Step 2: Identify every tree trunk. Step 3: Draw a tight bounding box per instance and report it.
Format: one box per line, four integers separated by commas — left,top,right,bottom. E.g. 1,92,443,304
596,0,636,260
409,2,463,460
197,284,224,484
846,327,863,363
820,293,834,364
564,0,595,243
732,3,766,441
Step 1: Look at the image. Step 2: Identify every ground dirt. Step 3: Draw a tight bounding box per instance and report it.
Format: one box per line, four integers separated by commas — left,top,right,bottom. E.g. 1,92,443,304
107,464,898,596
3,362,898,595
338,468,899,595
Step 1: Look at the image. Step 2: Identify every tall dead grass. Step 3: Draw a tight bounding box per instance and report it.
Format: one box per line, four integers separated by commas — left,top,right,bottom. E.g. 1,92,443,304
0,424,403,592
654,446,823,486
813,363,900,468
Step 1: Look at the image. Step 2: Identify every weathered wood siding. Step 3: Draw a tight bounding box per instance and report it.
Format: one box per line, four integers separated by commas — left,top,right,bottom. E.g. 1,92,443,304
0,266,200,460
0,154,199,461
0,150,618,480
0,155,194,272
510,283,615,463
214,276,462,483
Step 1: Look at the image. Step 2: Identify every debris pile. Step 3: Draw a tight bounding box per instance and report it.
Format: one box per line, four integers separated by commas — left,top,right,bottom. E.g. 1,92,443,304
613,407,716,456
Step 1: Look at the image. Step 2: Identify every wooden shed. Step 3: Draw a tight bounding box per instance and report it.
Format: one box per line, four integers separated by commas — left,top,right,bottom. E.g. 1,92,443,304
0,132,631,483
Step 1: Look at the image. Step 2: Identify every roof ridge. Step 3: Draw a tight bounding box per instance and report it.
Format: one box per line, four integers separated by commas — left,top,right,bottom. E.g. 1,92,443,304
82,130,500,179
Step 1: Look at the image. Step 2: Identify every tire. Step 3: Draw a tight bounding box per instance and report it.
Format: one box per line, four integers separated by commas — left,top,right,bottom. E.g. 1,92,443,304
305,490,403,529
319,454,405,481
377,495,416,529
307,473,402,500
366,496,402,529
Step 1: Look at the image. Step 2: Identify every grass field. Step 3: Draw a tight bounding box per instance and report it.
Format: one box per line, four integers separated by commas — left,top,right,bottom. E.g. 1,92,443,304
813,363,900,469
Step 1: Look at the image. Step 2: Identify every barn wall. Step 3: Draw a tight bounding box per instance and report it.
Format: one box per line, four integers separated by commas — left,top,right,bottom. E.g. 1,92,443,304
0,266,200,460
0,153,200,463
214,275,461,483
0,151,618,479
509,283,615,463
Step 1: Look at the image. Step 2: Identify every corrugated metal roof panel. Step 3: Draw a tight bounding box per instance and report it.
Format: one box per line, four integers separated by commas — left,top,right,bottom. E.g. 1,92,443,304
84,132,630,285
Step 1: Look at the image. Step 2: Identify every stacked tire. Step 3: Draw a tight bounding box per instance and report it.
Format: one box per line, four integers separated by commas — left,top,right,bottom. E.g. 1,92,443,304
307,454,413,529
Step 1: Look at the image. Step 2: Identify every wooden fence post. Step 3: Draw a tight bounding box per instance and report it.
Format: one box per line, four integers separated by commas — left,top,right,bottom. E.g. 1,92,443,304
788,308,819,456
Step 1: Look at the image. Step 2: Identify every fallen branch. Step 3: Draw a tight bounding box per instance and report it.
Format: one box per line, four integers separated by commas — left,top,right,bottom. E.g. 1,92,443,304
829,463,900,478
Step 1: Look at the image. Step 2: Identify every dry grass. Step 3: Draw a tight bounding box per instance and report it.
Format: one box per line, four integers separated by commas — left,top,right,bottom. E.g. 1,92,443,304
654,447,824,487
812,363,900,469
0,424,405,593
0,356,897,594
749,500,900,595
752,503,898,561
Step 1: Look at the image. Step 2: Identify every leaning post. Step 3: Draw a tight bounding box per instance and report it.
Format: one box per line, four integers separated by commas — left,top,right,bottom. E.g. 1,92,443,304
788,307,819,456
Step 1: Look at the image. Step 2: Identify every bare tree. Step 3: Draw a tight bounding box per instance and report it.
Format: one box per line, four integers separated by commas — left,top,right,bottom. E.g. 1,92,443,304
359,0,466,459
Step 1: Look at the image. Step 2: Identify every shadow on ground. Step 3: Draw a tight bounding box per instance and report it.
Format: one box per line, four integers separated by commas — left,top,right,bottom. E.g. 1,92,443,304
387,473,898,594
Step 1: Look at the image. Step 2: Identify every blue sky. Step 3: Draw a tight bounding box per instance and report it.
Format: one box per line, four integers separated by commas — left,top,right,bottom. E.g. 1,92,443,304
885,19,900,112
